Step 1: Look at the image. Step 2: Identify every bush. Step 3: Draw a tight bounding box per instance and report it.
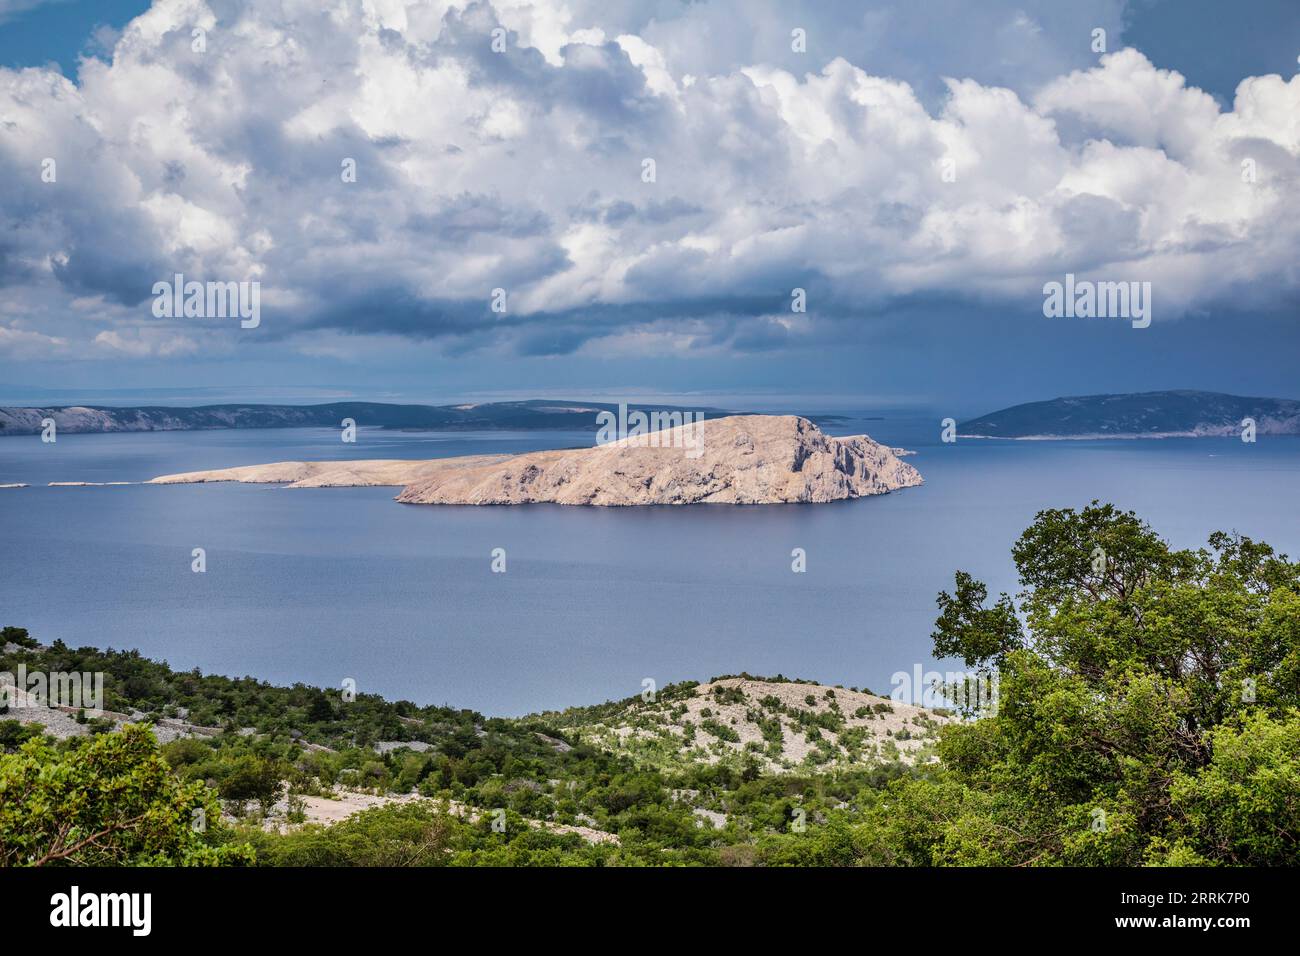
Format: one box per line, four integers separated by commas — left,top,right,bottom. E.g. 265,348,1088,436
0,626,37,649
0,724,252,866
258,802,458,866
700,719,740,743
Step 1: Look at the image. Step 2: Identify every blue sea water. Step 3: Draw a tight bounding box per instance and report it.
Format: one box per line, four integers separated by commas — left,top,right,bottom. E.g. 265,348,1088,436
1,420,1297,715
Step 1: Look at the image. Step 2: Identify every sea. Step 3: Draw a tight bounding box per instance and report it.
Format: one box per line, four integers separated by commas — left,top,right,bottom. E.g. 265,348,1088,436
2,417,1296,715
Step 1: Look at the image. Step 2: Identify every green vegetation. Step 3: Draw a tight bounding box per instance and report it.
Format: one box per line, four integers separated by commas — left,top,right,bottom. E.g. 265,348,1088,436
859,503,1300,865
0,725,250,866
2,503,1296,866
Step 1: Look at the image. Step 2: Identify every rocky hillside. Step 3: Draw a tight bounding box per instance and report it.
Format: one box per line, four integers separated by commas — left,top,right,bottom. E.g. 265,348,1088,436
542,676,950,773
960,390,1300,439
148,415,922,506
2,631,954,861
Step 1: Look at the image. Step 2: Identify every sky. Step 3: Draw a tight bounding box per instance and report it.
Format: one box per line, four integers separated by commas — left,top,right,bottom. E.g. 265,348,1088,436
0,0,1297,416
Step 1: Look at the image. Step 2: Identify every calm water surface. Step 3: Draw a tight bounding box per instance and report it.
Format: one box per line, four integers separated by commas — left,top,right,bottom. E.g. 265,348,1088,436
2,420,1296,715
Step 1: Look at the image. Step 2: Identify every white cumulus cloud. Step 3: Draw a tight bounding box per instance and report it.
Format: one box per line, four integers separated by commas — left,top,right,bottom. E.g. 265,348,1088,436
0,0,1296,362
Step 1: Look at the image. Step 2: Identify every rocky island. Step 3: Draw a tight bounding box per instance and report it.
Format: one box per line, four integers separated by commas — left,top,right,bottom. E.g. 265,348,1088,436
148,415,922,506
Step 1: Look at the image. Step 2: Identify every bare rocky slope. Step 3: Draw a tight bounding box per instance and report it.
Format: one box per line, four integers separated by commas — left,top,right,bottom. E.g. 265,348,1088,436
541,677,951,773
149,415,922,506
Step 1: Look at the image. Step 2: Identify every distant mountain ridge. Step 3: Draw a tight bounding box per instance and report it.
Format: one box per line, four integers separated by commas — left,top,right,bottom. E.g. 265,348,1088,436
0,399,731,437
960,390,1300,439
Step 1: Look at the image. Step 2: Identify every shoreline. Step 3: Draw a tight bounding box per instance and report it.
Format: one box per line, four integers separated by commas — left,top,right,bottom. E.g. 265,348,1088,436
958,431,1300,441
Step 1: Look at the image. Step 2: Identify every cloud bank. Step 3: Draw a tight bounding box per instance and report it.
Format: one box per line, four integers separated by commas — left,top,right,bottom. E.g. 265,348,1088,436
0,0,1296,361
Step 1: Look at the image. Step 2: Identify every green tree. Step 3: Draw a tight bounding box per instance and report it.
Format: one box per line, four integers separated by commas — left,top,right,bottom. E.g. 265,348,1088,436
0,720,41,753
216,755,285,814
1,626,37,649
0,724,253,866
865,503,1300,866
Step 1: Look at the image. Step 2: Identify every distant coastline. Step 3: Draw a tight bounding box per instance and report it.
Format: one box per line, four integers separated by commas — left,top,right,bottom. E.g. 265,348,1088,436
0,399,727,437
959,390,1300,440
0,400,850,438
959,431,1300,441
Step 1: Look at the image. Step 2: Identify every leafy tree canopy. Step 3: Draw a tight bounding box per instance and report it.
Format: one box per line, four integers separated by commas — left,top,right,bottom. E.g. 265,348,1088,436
881,502,1300,865
0,724,253,866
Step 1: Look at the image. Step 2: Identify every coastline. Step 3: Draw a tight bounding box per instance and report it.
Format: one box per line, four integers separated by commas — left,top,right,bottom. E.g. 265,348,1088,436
958,431,1294,440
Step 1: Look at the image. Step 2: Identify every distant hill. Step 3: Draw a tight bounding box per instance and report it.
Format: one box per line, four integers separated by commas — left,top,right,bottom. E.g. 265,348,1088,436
0,399,729,437
1,631,945,775
539,675,947,774
2,629,949,862
959,390,1300,439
